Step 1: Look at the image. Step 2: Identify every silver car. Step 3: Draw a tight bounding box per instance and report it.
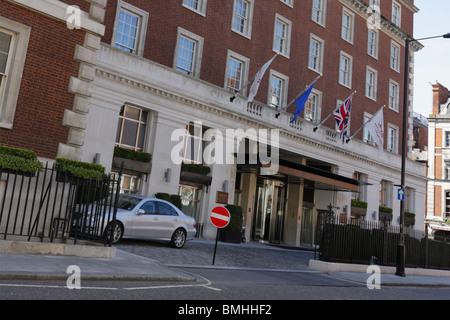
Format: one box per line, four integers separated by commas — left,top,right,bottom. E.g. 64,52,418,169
104,194,197,248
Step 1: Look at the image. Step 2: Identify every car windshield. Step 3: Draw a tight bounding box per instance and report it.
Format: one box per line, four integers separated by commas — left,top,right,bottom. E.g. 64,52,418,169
116,195,142,211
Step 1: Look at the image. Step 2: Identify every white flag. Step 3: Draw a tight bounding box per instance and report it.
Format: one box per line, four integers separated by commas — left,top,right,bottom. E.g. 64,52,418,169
247,55,277,103
367,108,384,154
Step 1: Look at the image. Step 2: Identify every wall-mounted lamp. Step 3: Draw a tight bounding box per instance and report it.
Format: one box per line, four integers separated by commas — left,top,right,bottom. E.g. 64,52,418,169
164,168,171,182
222,180,229,192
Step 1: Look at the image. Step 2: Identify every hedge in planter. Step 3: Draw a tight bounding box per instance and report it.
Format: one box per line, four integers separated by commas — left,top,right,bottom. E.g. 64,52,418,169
0,145,43,175
55,158,105,181
218,204,243,244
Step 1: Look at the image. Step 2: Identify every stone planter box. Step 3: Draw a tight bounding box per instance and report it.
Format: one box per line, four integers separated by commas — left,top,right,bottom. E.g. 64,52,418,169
180,170,212,186
112,156,151,174
351,205,367,217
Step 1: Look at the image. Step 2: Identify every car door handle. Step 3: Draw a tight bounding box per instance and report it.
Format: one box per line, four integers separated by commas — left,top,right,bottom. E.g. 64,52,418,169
153,217,158,221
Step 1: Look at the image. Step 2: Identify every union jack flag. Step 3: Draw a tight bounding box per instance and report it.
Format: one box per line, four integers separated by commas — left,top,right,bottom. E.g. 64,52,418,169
334,96,352,143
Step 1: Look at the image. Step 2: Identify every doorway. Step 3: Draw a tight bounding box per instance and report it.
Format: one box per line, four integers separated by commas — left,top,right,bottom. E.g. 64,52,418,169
252,179,285,243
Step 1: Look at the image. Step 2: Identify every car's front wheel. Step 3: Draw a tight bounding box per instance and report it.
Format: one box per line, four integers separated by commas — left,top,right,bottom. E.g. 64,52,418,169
170,228,186,248
105,222,123,244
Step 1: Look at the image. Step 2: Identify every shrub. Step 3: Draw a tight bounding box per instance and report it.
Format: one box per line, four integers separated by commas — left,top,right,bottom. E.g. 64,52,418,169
224,204,243,233
181,163,211,175
55,158,105,181
114,146,152,163
351,199,368,208
0,145,43,174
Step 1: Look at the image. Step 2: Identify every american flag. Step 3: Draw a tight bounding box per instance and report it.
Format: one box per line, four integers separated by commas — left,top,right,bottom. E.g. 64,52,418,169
334,96,352,143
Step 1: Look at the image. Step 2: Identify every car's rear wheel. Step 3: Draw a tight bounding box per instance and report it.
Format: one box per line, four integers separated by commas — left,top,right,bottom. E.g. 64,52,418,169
105,222,123,244
170,228,186,248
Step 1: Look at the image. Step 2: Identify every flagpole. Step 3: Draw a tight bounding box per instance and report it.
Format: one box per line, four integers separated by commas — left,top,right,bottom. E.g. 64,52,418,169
275,74,321,118
313,91,357,132
230,54,278,102
345,105,385,143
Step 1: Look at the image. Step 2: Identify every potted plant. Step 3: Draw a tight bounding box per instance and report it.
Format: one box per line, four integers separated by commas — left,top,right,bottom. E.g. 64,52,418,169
0,145,43,176
404,211,416,226
180,162,212,186
112,146,152,174
351,199,368,216
378,206,393,222
218,204,243,244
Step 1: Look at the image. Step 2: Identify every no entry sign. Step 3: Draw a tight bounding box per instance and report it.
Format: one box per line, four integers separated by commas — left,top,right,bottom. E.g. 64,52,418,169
210,206,231,228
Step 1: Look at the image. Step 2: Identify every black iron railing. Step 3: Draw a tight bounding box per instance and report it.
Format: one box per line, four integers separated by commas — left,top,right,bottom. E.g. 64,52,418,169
317,208,450,270
0,163,121,246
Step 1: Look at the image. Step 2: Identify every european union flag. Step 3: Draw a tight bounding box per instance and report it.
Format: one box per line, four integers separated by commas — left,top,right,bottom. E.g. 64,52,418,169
290,81,316,123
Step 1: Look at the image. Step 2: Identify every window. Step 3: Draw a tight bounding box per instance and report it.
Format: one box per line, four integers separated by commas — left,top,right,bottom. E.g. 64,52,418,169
379,180,392,207
387,124,398,153
268,70,288,108
273,14,292,57
363,113,373,144
232,0,254,38
305,90,321,123
0,19,31,129
280,0,293,7
116,105,148,151
389,80,399,111
312,0,326,26
309,34,324,74
182,0,207,16
365,67,377,100
112,1,148,56
392,1,401,27
183,121,208,164
339,51,352,88
139,201,157,214
225,50,249,93
367,29,378,58
174,28,204,77
390,41,400,72
119,173,140,194
445,132,450,147
446,192,450,218
156,202,177,216
341,8,354,43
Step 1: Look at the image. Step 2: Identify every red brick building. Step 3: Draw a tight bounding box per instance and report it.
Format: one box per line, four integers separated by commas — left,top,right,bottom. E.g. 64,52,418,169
0,0,106,160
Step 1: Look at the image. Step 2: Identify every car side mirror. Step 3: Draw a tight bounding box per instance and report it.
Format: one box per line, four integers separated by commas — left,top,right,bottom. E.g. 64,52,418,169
136,209,145,215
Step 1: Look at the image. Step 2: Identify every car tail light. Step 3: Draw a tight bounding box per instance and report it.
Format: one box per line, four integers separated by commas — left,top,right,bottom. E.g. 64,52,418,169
193,221,196,229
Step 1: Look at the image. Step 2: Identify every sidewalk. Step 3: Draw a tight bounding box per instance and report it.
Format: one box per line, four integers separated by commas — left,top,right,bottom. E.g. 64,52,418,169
0,239,449,287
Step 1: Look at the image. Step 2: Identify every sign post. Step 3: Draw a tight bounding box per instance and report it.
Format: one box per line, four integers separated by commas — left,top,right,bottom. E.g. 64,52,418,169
210,206,231,265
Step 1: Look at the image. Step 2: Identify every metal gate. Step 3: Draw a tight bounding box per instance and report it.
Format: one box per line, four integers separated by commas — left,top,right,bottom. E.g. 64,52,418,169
0,163,122,246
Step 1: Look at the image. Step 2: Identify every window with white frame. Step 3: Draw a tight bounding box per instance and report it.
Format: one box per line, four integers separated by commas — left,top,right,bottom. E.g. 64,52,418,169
341,8,354,44
174,28,204,77
112,1,148,56
280,0,293,7
183,121,209,164
367,28,378,58
339,51,352,88
0,19,30,130
311,0,326,26
273,14,292,58
309,34,324,74
225,50,249,93
387,124,398,153
389,80,399,111
365,67,377,100
116,105,149,151
390,41,400,72
379,180,392,207
305,89,322,123
182,0,207,16
445,132,450,147
231,0,254,38
268,70,288,109
363,113,373,144
392,1,401,27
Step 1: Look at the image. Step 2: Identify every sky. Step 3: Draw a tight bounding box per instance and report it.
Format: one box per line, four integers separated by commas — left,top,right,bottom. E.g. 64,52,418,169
413,0,450,117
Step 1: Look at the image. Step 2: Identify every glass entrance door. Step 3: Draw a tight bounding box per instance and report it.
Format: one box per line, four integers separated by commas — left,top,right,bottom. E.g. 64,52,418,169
252,180,285,243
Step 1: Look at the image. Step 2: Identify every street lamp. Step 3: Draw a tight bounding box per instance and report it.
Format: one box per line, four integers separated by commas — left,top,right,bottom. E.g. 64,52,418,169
397,32,450,277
